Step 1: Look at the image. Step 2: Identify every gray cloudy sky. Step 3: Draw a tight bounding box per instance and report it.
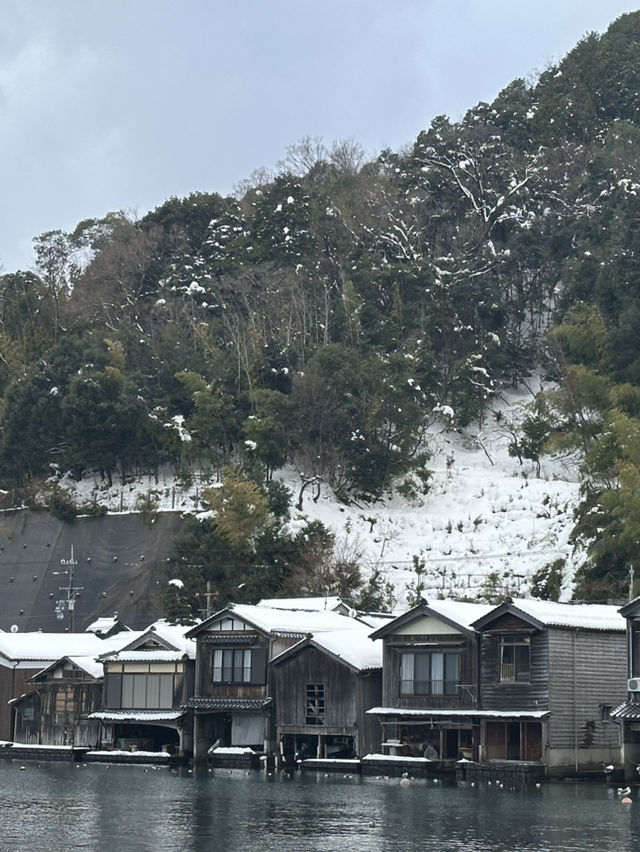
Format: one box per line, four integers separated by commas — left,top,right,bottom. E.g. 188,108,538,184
1,0,638,272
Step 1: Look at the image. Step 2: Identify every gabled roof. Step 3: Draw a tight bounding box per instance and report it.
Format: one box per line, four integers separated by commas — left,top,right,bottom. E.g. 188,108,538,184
186,602,367,639
619,596,640,619
472,598,625,632
272,627,382,672
32,655,104,682
369,598,493,640
85,615,130,637
0,632,111,668
100,620,195,661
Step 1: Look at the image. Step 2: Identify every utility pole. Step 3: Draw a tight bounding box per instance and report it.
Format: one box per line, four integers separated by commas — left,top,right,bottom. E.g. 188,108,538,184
54,545,83,631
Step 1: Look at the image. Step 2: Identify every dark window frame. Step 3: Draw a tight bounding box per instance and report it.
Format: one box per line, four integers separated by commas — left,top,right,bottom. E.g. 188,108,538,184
305,683,325,725
399,651,460,696
499,636,531,683
212,648,252,684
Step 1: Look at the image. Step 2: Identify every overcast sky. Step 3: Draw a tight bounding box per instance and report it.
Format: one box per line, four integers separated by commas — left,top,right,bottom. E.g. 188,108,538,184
1,1,638,273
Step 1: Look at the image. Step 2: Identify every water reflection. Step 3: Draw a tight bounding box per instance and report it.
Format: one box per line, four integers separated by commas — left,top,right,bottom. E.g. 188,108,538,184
1,762,640,852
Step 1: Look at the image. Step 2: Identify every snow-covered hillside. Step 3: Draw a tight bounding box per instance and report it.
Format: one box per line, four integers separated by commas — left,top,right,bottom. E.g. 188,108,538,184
59,381,583,609
277,382,583,607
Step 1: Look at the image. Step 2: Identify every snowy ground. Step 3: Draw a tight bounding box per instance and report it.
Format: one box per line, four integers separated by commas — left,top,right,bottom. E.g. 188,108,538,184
59,381,583,609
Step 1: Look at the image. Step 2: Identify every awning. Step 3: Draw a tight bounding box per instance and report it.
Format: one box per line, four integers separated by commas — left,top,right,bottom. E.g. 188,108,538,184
89,710,184,723
184,697,272,712
367,706,549,720
611,701,640,720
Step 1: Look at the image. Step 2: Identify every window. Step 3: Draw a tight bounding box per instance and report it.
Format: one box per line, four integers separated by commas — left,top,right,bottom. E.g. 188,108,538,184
400,652,459,695
55,687,75,716
500,636,531,682
600,703,613,722
632,626,640,677
120,674,175,708
306,684,325,725
212,648,252,683
212,617,247,631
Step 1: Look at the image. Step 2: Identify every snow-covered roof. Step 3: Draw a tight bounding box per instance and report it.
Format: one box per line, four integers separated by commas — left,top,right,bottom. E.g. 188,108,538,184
369,598,494,639
67,655,104,679
356,612,395,629
426,599,495,630
99,630,145,653
258,596,346,612
85,615,129,636
0,632,111,667
89,710,183,722
34,655,104,681
102,621,196,660
193,603,367,638
367,707,549,719
148,621,197,656
476,598,626,632
109,650,189,663
273,626,382,671
307,629,382,671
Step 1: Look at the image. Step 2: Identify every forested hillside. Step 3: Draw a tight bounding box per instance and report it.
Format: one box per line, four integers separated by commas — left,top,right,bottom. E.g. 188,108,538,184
2,12,640,614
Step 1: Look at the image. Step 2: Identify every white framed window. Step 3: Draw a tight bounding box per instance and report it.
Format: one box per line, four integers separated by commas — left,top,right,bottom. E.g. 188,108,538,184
212,648,252,683
400,652,459,695
212,617,247,631
120,673,175,708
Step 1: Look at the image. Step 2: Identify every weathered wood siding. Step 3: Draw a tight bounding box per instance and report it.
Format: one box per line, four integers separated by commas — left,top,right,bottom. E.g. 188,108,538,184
547,627,625,751
195,633,269,699
382,633,477,709
12,692,40,743
478,615,549,710
0,667,38,741
272,646,381,756
13,681,103,747
357,669,384,755
274,646,357,727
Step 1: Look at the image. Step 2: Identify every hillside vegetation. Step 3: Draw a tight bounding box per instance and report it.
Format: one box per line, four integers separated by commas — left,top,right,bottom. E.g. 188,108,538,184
2,12,640,613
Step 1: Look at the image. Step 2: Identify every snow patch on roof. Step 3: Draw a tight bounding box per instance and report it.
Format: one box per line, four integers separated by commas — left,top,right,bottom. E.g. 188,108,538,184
258,596,345,612
223,603,366,635
425,599,495,630
90,711,183,722
65,656,104,679
308,628,382,670
506,598,625,631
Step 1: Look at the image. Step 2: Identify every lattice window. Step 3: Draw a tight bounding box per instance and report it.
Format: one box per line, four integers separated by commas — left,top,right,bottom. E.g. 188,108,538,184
305,684,325,725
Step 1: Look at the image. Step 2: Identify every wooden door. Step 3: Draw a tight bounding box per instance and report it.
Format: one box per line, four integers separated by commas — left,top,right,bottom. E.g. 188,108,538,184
522,722,542,761
485,721,506,759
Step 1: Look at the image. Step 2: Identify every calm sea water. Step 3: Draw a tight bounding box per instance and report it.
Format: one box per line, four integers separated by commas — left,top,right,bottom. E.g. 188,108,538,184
1,761,639,852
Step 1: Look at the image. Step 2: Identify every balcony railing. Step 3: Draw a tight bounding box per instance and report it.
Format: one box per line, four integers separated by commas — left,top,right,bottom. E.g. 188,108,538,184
499,663,530,682
399,679,458,696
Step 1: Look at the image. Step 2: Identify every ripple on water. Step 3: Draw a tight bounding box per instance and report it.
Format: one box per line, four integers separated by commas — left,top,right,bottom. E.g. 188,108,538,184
1,764,640,852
